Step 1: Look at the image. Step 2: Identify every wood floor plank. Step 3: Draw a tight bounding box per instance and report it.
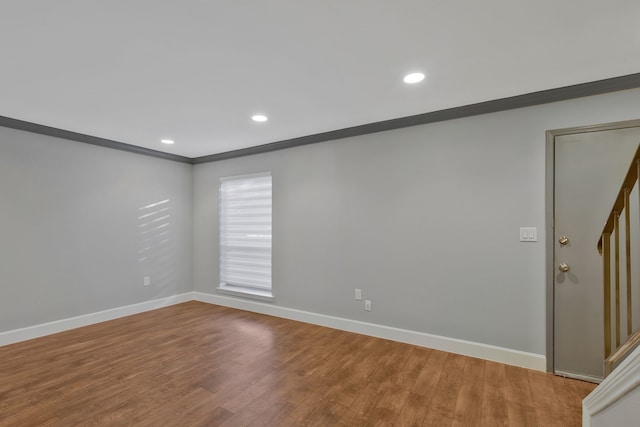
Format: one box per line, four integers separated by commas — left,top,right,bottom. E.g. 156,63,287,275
452,356,485,426
304,401,351,427
0,301,595,426
552,375,594,427
335,381,382,426
245,400,297,427
397,391,431,427
370,382,411,425
422,353,467,426
505,365,537,426
412,349,448,397
323,380,363,408
479,361,509,426
395,346,432,389
528,370,563,427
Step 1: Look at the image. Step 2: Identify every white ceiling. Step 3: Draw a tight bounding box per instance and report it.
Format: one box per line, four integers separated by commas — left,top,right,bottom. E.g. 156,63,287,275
1,1,639,158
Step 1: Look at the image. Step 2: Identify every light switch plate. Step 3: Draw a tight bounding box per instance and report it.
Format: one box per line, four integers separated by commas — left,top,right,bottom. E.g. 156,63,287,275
520,227,537,242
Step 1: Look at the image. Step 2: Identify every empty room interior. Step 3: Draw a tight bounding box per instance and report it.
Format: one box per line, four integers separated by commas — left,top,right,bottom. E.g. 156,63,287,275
2,2,640,426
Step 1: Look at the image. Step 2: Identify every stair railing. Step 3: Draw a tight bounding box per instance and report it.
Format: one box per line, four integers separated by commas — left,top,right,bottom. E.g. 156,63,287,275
597,144,640,376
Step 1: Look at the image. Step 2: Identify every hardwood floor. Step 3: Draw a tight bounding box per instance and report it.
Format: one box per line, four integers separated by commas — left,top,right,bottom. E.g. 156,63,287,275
0,301,595,426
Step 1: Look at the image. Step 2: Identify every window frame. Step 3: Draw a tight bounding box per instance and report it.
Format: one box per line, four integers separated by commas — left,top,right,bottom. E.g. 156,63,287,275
217,172,273,301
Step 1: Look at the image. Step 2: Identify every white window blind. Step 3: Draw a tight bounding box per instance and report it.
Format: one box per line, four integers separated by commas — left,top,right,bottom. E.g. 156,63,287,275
219,173,272,291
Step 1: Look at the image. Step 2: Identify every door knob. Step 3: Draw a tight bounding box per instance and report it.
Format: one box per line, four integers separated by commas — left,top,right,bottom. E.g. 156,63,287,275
559,236,569,246
559,263,570,273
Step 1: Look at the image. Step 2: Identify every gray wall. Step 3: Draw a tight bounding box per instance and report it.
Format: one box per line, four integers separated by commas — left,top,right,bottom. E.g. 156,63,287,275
193,88,640,355
3,87,640,356
0,127,193,332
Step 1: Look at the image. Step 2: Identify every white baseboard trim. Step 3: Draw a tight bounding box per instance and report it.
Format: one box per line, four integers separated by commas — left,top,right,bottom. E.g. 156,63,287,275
583,345,640,427
0,293,193,347
0,291,547,372
193,291,546,371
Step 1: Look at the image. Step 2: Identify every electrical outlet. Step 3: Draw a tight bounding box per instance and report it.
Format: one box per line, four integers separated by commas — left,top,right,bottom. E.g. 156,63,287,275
364,300,372,311
355,288,362,300
143,276,151,287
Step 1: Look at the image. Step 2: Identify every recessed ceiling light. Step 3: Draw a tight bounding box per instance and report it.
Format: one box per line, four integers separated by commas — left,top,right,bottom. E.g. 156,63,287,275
403,72,426,84
252,114,268,122
160,139,175,145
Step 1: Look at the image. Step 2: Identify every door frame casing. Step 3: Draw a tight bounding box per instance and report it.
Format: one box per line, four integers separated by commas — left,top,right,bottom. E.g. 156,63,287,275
545,118,640,374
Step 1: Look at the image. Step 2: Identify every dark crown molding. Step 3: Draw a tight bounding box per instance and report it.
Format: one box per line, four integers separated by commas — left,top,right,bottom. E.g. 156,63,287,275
0,116,192,164
192,72,640,164
2,72,640,165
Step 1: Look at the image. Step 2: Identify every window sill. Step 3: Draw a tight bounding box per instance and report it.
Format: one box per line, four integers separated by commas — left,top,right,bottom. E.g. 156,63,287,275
217,284,274,302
